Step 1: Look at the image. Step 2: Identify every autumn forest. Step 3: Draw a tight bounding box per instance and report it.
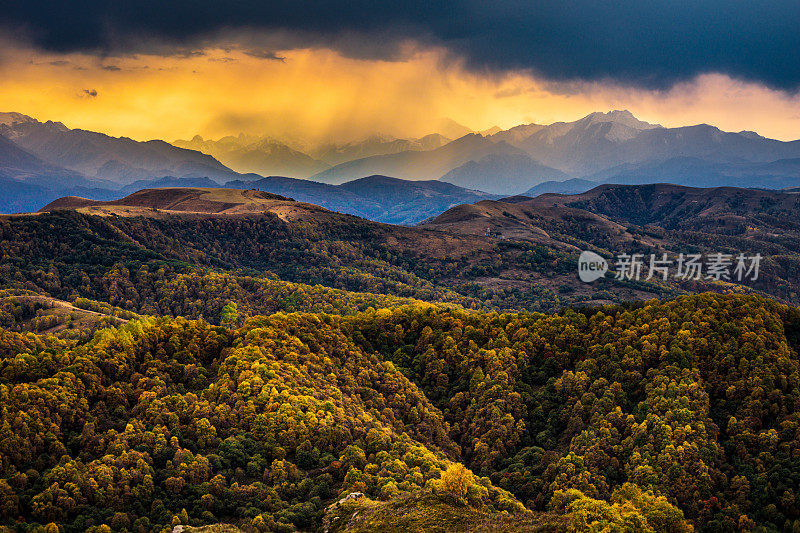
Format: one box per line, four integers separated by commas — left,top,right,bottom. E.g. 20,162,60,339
0,203,799,533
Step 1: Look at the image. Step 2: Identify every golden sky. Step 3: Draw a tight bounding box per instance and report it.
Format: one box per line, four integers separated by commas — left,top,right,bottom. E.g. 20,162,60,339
2,42,800,143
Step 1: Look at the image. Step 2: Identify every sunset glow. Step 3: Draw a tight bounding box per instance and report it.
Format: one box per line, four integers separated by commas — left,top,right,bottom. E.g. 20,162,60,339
3,41,800,142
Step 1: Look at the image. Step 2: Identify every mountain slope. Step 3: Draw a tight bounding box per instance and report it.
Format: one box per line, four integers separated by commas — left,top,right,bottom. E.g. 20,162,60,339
1,113,238,183
227,174,496,224
0,133,121,212
37,187,332,219
20,186,667,312
0,250,787,532
312,133,451,166
0,177,57,214
173,133,455,175
173,134,330,177
422,183,800,304
510,110,663,173
530,182,800,230
419,197,633,248
311,134,527,184
0,134,89,186
434,182,800,244
488,123,546,146
593,156,800,189
338,175,495,224
522,178,598,196
34,181,800,309
225,175,384,218
118,176,223,195
440,153,568,195
494,110,800,176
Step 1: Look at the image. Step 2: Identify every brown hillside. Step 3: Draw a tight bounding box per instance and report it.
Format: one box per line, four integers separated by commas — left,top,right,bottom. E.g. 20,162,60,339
525,183,800,231
427,183,800,242
40,196,104,210
37,187,345,222
35,186,495,260
420,198,643,250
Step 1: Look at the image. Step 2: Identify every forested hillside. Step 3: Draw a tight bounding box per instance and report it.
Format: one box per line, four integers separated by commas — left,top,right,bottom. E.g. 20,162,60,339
425,184,800,306
0,201,723,321
3,201,800,532
1,293,799,531
0,208,654,318
26,184,800,315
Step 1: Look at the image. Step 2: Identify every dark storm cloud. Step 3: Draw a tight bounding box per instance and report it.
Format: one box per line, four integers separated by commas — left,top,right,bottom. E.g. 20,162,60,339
4,0,800,90
243,50,286,61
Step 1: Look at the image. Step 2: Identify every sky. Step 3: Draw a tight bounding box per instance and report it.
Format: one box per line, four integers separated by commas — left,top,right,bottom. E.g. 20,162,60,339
2,1,800,143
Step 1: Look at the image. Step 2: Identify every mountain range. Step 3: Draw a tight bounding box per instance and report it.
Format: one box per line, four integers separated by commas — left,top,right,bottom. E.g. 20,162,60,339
172,132,455,178
589,156,800,189
232,109,800,193
225,174,495,225
310,133,452,166
440,152,569,195
5,109,800,218
8,103,800,532
310,110,800,192
0,113,237,183
172,134,331,177
310,133,527,184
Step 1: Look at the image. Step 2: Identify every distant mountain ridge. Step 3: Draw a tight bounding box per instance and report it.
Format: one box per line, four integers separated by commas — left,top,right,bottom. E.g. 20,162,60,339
303,109,800,194
311,133,451,166
424,182,800,251
1,112,238,183
172,132,455,178
440,153,568,194
590,156,800,189
6,108,800,217
0,133,85,184
226,174,495,225
528,182,800,230
0,132,122,212
525,155,800,198
490,111,800,177
173,134,331,177
312,133,527,184
521,178,598,197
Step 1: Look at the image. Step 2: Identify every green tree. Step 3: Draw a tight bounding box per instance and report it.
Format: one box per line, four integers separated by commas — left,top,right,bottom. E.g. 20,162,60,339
220,301,238,326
